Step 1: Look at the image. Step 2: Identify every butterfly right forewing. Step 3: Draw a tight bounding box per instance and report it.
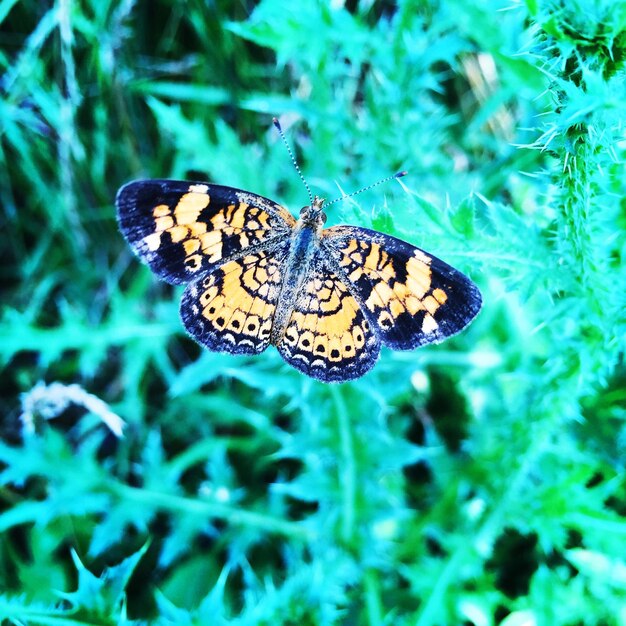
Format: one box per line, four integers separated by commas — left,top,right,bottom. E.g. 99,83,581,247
322,225,482,350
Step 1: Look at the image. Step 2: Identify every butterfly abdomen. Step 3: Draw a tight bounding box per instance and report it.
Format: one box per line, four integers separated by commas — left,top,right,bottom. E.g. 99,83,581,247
270,222,321,344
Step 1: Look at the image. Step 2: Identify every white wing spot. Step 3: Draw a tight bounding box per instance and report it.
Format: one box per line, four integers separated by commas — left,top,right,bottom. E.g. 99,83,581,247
189,184,209,193
143,232,162,252
421,314,439,334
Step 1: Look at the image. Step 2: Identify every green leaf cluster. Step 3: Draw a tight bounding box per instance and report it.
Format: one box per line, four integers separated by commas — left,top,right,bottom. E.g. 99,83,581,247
1,0,625,624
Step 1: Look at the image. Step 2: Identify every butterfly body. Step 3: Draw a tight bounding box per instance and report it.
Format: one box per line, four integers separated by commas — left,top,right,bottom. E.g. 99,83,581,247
116,180,481,383
272,196,327,344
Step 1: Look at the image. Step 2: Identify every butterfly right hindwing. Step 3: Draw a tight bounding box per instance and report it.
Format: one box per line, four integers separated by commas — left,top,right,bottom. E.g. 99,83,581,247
275,249,380,382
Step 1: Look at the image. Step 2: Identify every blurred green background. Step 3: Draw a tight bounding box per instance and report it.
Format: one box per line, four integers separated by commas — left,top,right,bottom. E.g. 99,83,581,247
1,0,626,624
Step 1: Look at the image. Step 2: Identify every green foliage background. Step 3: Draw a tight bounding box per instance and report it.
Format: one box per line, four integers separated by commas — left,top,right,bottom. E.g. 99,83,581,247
1,0,626,624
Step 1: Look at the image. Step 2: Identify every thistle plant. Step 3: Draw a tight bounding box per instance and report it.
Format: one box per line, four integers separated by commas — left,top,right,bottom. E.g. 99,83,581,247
1,1,625,625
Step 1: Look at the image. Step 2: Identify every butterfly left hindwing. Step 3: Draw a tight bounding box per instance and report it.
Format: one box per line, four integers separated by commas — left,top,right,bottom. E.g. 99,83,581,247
180,244,289,355
116,179,295,284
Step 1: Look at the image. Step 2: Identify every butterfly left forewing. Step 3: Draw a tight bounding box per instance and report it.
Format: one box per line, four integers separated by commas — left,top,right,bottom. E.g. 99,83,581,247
116,179,295,284
322,225,481,349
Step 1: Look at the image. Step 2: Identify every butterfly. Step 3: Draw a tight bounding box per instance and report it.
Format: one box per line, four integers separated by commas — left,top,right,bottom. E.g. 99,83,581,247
116,173,481,383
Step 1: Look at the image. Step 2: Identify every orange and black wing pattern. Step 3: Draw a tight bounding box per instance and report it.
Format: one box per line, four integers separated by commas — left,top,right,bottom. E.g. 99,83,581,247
276,250,380,382
322,226,481,350
116,180,295,284
181,244,289,355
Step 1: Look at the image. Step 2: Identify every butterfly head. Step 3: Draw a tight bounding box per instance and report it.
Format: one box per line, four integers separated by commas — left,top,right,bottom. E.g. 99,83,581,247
299,195,327,228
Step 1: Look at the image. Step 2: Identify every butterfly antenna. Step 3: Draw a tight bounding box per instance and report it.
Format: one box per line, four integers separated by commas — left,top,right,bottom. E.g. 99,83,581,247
325,171,408,207
273,117,314,205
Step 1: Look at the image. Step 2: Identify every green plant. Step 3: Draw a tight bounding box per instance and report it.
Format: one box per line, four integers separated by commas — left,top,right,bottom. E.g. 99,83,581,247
1,1,625,624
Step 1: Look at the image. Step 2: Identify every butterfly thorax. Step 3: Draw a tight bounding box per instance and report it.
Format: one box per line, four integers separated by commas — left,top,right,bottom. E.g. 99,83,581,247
270,196,327,344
